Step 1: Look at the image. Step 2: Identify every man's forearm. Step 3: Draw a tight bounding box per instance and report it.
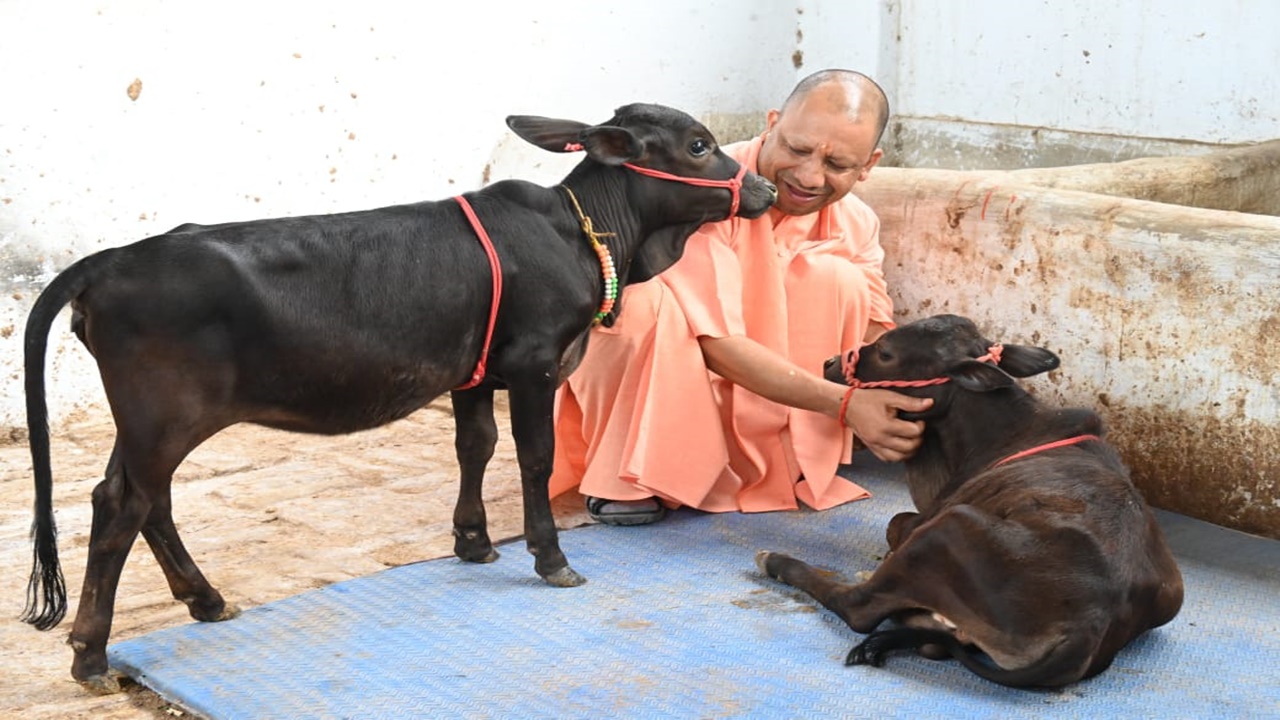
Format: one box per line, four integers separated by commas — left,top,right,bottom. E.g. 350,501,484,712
698,334,844,418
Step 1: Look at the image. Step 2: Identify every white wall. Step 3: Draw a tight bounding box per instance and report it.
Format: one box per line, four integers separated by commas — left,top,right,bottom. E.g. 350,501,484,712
1,1,793,261
3,0,1277,430
0,0,797,429
889,0,1280,148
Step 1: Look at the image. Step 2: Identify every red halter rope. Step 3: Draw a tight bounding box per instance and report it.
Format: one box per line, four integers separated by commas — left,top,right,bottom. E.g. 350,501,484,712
621,162,749,217
837,343,1003,428
840,343,1004,389
564,142,749,217
836,342,1100,464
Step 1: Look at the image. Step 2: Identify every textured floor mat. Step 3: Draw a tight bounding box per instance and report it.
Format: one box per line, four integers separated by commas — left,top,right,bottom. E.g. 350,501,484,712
109,459,1280,719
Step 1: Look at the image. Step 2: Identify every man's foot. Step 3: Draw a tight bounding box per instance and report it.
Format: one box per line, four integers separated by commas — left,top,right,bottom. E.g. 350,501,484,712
585,496,667,526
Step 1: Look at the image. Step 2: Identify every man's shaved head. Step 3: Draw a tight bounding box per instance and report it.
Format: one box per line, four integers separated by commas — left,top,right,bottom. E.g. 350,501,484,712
780,69,890,147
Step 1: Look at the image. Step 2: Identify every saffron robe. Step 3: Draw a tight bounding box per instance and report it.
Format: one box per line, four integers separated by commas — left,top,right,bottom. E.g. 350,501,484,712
550,135,895,512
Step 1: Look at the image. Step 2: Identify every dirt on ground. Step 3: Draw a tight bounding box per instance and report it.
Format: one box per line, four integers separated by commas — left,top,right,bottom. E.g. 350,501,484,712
0,396,589,719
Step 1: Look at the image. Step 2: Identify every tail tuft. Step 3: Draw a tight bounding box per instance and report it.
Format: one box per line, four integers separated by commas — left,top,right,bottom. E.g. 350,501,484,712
21,525,67,630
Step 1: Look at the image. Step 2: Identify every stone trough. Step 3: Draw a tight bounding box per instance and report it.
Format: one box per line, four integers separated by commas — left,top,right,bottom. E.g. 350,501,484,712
859,139,1280,538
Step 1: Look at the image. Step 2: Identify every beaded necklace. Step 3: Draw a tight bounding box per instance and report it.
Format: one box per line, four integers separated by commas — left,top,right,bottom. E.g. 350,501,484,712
561,186,618,325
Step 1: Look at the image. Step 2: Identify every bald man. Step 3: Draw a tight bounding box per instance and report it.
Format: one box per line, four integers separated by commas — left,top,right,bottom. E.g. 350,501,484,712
551,69,932,525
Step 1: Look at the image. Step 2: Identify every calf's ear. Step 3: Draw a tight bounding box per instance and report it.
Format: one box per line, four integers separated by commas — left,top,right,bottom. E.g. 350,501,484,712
506,115,592,152
997,344,1060,378
579,124,645,166
950,361,1016,393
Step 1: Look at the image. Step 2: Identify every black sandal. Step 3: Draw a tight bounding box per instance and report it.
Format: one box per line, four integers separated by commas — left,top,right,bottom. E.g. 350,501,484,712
585,496,667,526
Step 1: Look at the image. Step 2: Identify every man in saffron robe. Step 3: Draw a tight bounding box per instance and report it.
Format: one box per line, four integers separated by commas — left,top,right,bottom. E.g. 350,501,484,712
551,69,932,524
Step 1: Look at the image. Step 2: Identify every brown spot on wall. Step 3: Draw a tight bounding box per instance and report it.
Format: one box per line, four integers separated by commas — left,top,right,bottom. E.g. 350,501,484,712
126,78,143,101
792,50,804,69
998,199,1026,250
1105,401,1279,539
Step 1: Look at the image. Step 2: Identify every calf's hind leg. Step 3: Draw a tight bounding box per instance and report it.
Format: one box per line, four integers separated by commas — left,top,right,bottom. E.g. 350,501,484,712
140,482,240,623
450,387,500,563
68,445,156,693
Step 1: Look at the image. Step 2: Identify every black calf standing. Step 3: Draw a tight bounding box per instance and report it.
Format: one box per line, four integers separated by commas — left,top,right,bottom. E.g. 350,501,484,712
22,103,776,692
757,314,1183,688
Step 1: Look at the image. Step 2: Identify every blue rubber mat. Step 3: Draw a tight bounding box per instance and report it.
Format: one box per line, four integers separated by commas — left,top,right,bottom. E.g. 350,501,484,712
109,459,1280,719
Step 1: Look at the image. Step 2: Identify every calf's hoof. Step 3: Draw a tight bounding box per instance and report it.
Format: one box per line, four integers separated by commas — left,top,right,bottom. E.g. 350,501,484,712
209,603,242,622
541,565,587,588
70,639,115,693
755,550,789,579
453,528,499,563
78,672,123,695
188,598,241,623
455,543,500,564
754,550,772,574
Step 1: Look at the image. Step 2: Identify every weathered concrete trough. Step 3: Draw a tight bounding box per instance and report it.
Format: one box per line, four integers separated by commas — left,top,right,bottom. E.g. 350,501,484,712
859,140,1280,538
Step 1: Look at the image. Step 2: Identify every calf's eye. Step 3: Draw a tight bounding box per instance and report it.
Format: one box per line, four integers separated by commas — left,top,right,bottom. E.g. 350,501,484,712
689,138,711,157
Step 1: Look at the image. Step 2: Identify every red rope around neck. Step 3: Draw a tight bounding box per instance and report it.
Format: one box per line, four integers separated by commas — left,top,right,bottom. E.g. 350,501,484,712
992,434,1101,467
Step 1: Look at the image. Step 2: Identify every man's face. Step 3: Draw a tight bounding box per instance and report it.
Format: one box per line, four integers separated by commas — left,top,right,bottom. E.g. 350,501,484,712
756,93,884,217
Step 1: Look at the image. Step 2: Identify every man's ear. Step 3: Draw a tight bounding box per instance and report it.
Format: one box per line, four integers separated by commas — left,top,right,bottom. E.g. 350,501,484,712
764,108,781,133
858,148,884,181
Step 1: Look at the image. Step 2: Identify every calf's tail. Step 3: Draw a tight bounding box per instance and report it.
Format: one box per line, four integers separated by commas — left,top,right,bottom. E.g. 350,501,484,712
847,627,1091,689
21,255,104,631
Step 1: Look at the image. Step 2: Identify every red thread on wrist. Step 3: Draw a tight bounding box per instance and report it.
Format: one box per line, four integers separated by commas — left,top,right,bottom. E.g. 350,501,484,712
838,386,857,428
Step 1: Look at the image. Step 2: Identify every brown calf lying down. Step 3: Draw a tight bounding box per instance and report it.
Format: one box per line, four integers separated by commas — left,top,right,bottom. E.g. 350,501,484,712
757,314,1183,688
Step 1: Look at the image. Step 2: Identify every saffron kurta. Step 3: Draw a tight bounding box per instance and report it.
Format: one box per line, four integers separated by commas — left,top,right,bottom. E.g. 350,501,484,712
550,135,895,512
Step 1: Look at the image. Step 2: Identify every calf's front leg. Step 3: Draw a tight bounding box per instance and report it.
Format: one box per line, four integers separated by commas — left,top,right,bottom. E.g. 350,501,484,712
755,551,886,634
506,380,585,587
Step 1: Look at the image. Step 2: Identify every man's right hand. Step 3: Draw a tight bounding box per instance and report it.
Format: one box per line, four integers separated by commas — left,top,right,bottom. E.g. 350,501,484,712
843,388,932,462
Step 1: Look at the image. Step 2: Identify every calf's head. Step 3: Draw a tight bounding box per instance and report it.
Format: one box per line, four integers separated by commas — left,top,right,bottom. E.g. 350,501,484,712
825,314,1061,420
507,103,777,281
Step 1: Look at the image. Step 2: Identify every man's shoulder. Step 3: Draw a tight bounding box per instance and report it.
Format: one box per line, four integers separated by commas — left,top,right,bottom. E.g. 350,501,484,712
723,137,762,166
827,190,879,228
